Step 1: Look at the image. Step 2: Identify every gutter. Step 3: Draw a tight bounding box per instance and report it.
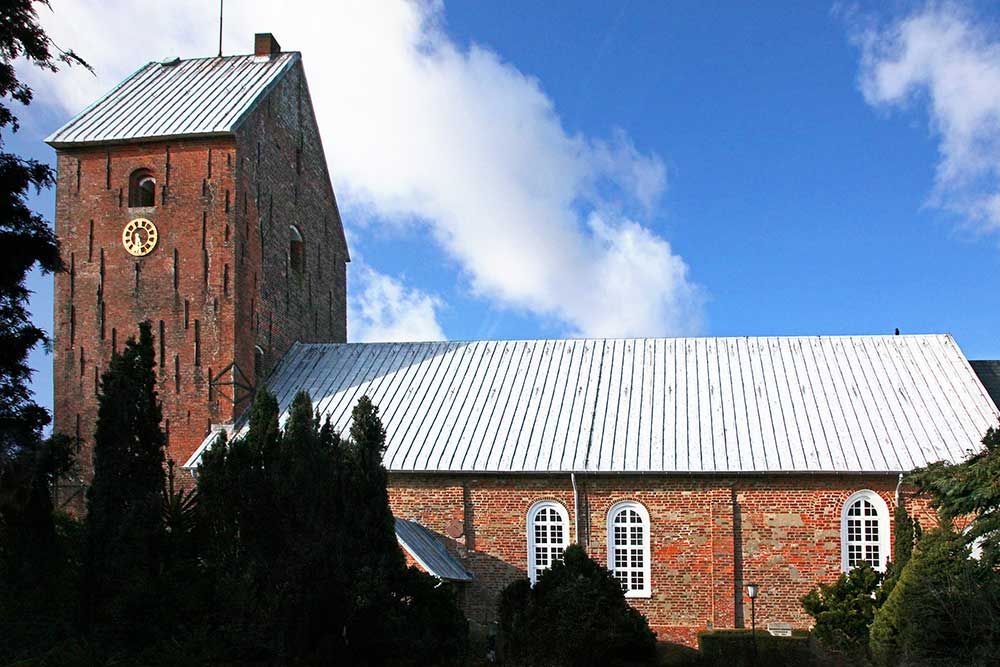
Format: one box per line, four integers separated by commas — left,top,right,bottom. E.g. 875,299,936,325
571,472,580,543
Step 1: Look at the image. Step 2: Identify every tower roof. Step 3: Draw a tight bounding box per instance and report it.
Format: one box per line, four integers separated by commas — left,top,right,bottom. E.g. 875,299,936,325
45,52,299,148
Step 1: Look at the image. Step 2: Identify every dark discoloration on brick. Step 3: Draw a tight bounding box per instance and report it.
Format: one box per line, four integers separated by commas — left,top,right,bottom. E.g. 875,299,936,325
52,59,347,508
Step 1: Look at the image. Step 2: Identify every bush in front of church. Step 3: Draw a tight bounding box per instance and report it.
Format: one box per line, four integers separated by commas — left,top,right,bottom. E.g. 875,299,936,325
868,527,1000,666
800,560,883,660
497,544,657,666
197,390,468,664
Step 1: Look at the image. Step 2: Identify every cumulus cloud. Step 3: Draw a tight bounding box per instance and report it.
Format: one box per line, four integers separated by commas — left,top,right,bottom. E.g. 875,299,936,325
26,0,701,338
854,4,1000,234
349,264,445,343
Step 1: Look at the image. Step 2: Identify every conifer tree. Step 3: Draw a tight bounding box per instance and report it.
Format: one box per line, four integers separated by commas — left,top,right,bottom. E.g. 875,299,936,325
84,321,166,644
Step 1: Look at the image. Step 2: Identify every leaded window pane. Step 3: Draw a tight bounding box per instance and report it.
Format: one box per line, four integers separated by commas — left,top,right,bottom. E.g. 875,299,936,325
845,496,883,572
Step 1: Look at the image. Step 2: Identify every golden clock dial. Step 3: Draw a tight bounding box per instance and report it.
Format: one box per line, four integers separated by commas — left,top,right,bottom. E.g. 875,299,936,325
122,218,158,257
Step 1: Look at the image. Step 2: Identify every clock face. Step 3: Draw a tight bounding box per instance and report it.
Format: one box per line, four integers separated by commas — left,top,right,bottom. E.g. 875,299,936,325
122,218,158,257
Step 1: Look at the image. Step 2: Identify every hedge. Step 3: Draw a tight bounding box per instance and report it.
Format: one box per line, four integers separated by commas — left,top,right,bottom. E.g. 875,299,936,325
698,630,814,667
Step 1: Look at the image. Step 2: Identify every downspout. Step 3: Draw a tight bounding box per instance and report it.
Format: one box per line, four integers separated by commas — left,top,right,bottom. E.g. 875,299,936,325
894,473,904,508
571,472,580,544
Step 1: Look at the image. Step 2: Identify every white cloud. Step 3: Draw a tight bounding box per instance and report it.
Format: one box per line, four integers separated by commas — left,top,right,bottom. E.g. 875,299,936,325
855,4,1000,234
349,263,445,343
26,0,702,338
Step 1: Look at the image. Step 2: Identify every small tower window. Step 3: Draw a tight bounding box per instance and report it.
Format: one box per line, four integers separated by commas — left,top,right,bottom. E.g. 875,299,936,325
129,169,156,207
254,345,265,378
289,225,304,274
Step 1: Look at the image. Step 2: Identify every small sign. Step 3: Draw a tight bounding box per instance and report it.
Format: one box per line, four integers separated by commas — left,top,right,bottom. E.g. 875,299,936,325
767,622,793,637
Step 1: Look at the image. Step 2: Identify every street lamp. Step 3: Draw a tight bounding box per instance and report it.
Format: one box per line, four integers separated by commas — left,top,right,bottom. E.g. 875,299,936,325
747,582,759,661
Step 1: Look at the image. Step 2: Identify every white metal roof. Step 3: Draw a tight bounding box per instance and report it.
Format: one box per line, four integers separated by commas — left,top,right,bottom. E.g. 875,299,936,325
185,334,999,474
45,53,298,147
395,518,472,582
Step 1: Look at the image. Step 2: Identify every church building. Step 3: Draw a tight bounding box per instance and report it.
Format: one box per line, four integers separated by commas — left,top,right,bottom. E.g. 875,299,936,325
48,35,1000,647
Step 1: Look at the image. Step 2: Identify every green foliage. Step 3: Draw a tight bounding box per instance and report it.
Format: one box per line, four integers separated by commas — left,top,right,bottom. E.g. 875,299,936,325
697,630,813,667
0,6,88,658
497,544,657,666
879,503,921,602
0,0,87,471
908,422,1000,565
869,527,1000,666
84,321,169,647
197,391,467,664
800,561,882,658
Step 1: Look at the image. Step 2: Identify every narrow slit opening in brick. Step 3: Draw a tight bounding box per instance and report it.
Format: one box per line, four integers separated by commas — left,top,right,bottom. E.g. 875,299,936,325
194,319,201,367
158,320,165,368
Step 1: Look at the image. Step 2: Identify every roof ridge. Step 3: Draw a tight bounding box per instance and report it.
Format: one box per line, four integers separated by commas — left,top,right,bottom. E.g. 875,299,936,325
296,333,952,346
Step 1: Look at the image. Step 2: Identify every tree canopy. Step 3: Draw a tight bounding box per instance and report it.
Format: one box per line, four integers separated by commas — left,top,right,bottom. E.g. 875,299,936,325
498,544,657,667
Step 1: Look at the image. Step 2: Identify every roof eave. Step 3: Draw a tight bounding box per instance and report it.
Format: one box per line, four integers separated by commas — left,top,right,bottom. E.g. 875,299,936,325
46,130,237,150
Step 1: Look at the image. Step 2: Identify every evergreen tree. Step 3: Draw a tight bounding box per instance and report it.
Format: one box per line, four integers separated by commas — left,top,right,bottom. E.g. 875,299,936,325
908,422,1000,564
498,544,656,666
196,391,467,664
84,321,167,646
801,561,883,659
0,0,87,470
869,528,1000,666
0,5,87,655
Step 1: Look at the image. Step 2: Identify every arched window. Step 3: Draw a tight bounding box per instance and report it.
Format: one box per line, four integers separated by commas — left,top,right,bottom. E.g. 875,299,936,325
289,225,304,274
607,501,651,598
128,169,156,207
841,490,890,572
527,501,569,584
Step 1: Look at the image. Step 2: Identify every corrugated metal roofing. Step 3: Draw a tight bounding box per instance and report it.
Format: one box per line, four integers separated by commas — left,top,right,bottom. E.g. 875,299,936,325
395,518,472,582
971,361,1000,412
45,53,298,147
185,334,999,474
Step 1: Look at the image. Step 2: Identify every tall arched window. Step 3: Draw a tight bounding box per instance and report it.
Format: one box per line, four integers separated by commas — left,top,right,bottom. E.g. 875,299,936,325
841,490,890,572
527,501,569,584
607,501,651,598
128,168,156,207
289,225,304,274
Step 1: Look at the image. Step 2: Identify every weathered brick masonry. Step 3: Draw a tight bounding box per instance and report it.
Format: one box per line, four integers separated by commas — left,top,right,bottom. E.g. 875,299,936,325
49,34,994,651
388,473,935,646
51,41,348,507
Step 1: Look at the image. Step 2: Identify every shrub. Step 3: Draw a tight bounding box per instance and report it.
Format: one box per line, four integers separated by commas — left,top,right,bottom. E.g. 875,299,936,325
869,528,1000,666
698,630,813,667
497,544,656,666
800,561,882,659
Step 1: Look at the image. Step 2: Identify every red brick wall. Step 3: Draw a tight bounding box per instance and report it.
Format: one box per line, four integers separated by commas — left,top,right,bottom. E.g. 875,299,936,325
53,139,239,502
231,58,349,400
51,57,348,508
388,473,937,646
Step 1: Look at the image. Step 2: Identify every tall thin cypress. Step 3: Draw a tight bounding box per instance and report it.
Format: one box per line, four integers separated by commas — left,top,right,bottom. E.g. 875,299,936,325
84,321,166,644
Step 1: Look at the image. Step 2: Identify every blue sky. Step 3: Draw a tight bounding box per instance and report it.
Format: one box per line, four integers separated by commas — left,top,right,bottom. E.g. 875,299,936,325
17,1,1000,415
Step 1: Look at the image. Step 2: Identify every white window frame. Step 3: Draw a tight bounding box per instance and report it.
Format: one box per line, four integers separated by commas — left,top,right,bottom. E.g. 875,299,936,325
840,490,890,573
606,501,652,598
527,500,570,584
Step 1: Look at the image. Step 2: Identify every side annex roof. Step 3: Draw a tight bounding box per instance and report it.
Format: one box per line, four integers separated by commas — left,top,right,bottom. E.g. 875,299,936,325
395,518,472,582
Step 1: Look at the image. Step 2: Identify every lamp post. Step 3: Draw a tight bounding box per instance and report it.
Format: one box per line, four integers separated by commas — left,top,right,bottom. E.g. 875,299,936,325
747,582,759,661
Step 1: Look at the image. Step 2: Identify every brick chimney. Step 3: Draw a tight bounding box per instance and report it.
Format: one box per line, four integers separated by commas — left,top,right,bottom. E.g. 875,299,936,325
254,33,281,57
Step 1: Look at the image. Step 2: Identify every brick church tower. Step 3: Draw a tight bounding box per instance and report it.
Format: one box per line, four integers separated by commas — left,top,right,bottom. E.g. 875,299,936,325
47,34,349,505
